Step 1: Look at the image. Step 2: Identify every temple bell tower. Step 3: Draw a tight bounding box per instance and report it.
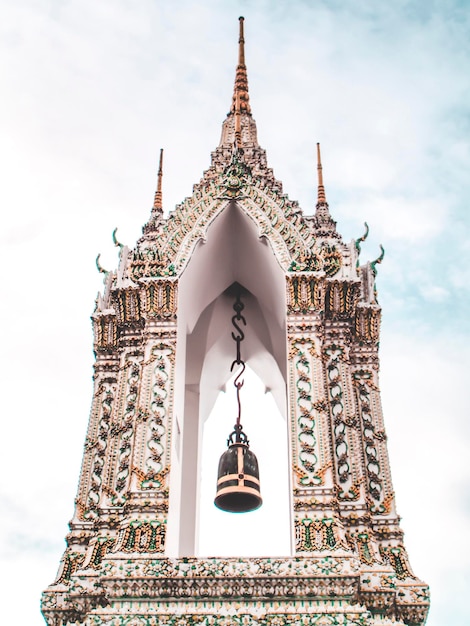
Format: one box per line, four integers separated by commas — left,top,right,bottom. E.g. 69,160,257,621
42,17,430,626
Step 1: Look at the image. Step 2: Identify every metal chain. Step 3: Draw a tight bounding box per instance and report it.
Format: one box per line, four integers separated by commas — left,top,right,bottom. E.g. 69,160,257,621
231,291,246,368
230,290,248,440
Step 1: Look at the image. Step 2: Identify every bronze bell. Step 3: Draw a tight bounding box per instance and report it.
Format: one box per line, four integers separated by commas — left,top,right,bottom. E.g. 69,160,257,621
214,424,262,513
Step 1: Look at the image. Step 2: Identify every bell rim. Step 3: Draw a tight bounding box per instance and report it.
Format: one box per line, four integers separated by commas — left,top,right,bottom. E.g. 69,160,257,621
214,488,263,513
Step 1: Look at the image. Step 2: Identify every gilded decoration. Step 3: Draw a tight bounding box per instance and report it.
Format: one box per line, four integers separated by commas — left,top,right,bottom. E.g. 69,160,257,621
288,243,343,276
113,282,178,325
136,342,174,491
337,480,361,502
295,517,344,553
325,281,359,319
218,150,252,199
130,247,176,280
119,520,166,554
130,160,332,281
289,339,326,487
353,533,379,566
94,313,118,352
143,281,177,319
286,275,323,314
324,345,351,486
77,381,116,521
43,609,379,626
88,538,116,569
379,545,414,581
55,551,85,585
114,359,141,496
353,371,383,504
45,555,427,625
115,288,143,325
286,276,361,319
355,306,381,343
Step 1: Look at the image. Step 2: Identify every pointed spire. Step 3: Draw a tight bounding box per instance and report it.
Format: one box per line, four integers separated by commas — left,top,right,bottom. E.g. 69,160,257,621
230,17,251,116
238,15,245,66
218,17,258,151
316,143,327,205
312,143,339,238
153,148,164,213
141,148,165,237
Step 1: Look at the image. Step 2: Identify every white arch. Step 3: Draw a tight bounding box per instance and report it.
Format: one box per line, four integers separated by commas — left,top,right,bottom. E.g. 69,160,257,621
167,201,290,556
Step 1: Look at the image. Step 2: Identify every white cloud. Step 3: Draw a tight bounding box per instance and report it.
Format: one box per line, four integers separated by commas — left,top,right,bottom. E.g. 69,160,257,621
354,195,448,242
380,330,470,626
418,283,449,303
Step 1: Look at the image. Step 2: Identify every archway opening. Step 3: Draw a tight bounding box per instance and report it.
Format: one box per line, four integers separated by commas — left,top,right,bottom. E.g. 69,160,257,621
170,201,292,557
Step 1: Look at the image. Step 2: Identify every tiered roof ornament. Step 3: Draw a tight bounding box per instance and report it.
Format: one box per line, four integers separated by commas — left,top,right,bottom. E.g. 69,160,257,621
231,16,251,116
122,16,358,284
218,18,260,155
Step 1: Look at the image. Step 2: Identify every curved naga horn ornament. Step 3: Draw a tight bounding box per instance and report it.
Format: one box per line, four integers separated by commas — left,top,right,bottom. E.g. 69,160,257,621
95,253,109,275
355,222,370,270
371,244,385,276
355,222,369,252
112,227,124,250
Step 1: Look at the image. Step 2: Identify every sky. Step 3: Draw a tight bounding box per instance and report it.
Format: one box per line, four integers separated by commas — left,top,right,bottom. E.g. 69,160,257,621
1,0,469,624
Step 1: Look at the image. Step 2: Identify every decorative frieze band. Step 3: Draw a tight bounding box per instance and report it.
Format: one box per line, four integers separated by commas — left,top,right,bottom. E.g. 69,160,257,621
286,276,360,320
113,281,178,325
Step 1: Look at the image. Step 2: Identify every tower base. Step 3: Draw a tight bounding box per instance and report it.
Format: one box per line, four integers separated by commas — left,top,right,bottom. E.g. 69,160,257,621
42,554,429,625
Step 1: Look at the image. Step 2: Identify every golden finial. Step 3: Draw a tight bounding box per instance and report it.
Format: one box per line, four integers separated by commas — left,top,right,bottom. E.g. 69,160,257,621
153,148,163,212
234,90,242,148
230,16,251,116
238,16,245,66
317,143,327,205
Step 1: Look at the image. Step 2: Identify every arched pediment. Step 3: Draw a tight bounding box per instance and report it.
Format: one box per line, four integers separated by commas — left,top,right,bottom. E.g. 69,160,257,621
129,154,334,282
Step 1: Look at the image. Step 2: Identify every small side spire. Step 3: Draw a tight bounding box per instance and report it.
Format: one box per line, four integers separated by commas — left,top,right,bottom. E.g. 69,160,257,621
316,143,327,205
153,148,164,213
230,17,251,116
141,148,165,237
312,143,339,238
